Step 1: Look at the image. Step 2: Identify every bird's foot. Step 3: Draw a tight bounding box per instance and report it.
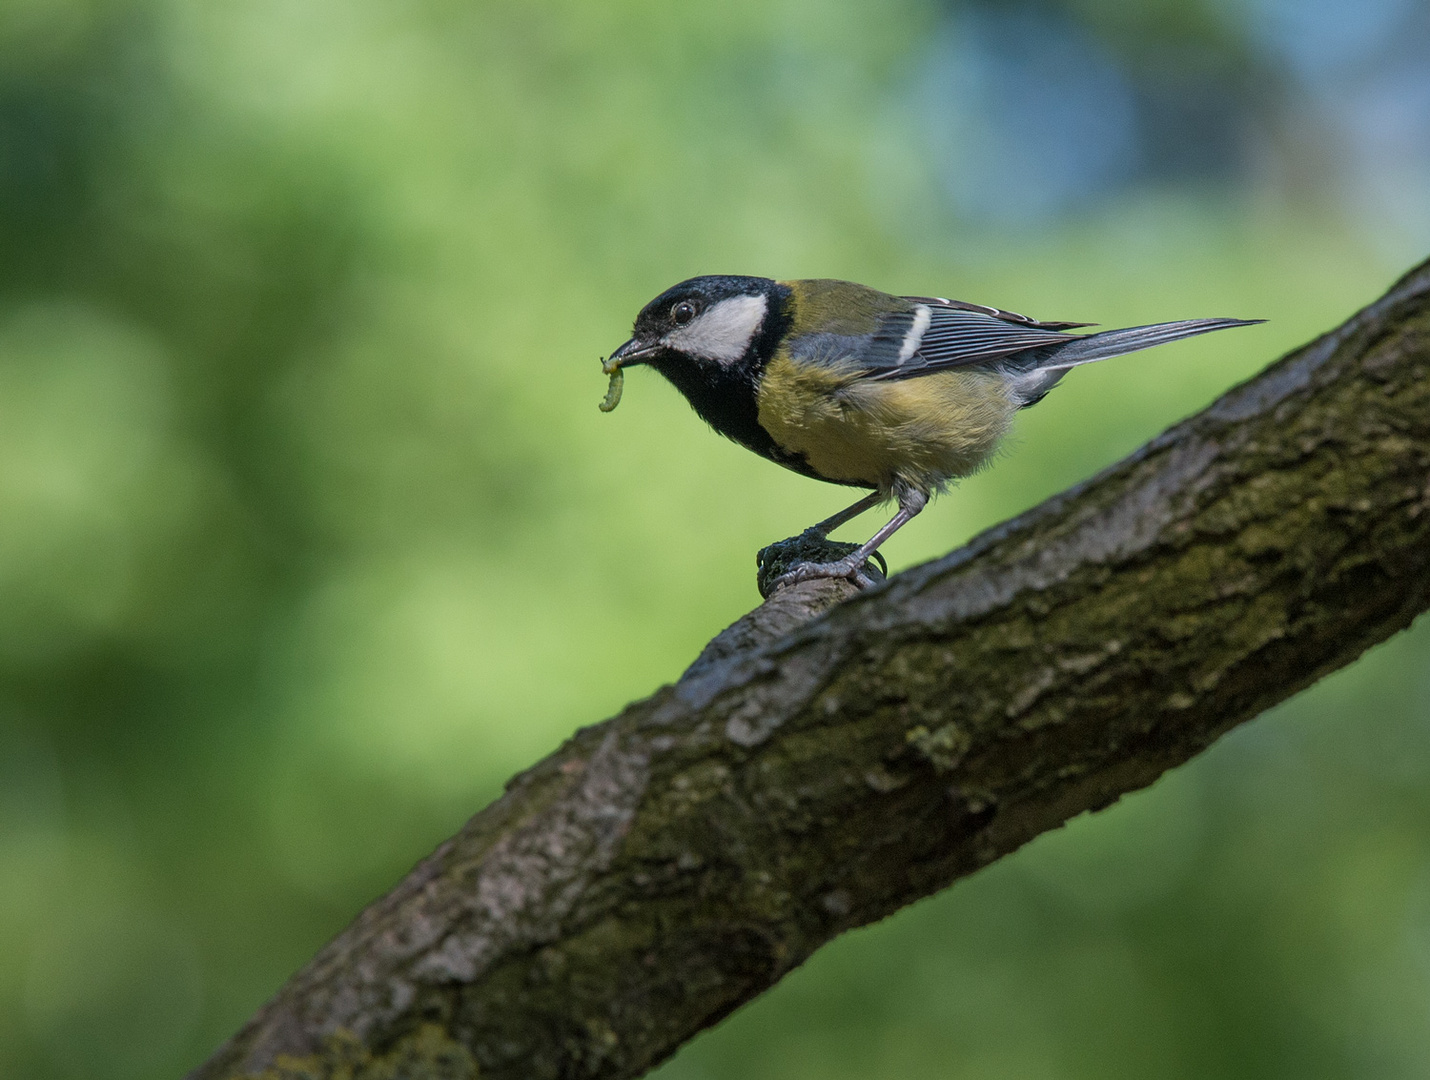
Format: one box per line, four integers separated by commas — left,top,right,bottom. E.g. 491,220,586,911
769,556,878,594
756,531,887,599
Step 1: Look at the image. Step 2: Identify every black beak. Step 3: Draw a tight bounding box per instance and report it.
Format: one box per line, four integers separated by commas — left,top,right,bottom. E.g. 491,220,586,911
604,338,659,373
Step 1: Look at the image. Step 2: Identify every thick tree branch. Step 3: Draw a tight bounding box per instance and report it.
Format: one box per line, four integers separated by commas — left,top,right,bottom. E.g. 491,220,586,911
194,258,1430,1080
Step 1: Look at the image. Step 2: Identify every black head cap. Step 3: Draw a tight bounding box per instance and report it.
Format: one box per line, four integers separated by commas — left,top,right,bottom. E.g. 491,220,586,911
630,275,777,344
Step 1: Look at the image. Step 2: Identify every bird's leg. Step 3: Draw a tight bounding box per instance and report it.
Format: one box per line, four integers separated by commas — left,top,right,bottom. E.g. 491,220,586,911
769,486,928,593
756,491,887,596
803,490,884,539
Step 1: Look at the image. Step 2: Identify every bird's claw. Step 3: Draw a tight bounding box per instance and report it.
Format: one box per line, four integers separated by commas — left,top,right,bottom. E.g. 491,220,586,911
756,534,887,598
769,557,877,593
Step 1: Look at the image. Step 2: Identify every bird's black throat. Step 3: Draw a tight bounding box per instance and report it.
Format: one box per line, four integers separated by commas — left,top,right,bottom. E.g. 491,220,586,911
647,351,778,460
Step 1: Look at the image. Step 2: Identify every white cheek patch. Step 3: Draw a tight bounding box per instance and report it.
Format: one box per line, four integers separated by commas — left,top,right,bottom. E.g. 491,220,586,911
664,294,768,364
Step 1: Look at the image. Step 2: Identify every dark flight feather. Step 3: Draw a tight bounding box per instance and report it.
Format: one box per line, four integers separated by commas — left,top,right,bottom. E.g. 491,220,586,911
861,296,1261,382
858,304,1078,380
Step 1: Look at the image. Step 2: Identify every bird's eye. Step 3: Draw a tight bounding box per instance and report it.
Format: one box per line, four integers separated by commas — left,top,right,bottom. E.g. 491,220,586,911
672,301,697,326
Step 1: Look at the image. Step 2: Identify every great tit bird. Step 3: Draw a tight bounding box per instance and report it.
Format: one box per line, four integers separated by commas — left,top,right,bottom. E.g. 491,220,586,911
604,276,1259,590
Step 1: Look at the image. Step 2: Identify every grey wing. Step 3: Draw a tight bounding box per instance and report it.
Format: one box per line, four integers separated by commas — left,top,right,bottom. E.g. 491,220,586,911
856,300,1084,381
836,297,1262,385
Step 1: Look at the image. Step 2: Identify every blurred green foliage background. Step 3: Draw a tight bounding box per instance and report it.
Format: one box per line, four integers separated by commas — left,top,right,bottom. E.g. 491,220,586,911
1,0,1429,1077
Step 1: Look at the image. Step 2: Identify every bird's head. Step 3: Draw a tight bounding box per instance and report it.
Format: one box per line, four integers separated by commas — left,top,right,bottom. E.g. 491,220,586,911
606,275,784,377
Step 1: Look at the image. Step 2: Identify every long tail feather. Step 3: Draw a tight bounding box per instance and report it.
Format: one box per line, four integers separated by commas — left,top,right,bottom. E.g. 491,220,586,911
1042,318,1263,370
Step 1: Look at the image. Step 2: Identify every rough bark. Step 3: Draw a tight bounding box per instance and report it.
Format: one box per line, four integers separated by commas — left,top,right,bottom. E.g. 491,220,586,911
192,257,1430,1080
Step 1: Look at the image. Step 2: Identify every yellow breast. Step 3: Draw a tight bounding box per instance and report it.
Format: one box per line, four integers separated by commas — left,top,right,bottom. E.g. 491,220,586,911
755,353,1017,493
